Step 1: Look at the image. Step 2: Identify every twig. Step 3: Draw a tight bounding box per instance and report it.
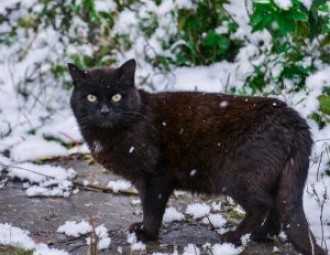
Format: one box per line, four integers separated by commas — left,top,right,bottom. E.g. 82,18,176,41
1,162,138,195
0,162,56,179
73,181,138,195
316,152,323,182
88,215,99,255
20,31,39,61
205,214,216,231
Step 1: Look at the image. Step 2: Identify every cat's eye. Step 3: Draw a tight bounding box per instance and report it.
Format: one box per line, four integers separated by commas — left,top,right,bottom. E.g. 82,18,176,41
87,94,97,102
112,93,122,103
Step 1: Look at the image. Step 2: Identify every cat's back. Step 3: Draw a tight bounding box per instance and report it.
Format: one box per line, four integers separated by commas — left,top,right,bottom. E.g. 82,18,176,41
139,90,289,128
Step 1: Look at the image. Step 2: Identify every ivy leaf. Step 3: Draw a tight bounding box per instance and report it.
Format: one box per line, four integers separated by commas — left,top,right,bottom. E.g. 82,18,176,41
276,15,296,34
319,96,330,115
285,9,308,21
318,3,330,12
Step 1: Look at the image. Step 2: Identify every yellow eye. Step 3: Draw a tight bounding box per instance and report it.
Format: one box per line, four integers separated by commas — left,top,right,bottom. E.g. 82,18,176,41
87,94,97,102
112,93,122,103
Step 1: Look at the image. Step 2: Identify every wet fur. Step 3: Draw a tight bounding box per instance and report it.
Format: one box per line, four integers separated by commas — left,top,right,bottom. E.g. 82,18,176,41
68,59,325,255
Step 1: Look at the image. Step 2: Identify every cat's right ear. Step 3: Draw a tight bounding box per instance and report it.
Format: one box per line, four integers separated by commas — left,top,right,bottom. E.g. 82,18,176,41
67,63,86,85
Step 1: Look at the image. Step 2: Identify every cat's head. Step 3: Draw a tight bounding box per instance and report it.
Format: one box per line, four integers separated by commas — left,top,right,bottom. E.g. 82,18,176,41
68,59,141,129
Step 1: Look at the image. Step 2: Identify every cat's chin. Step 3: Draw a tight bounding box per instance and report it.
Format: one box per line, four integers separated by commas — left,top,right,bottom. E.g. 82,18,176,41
97,121,116,129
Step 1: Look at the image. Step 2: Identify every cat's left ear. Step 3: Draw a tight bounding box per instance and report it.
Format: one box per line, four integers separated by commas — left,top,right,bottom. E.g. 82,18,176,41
118,59,136,86
67,63,86,85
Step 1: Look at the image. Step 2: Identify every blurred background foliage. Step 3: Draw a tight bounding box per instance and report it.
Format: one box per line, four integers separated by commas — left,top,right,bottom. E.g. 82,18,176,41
0,0,329,124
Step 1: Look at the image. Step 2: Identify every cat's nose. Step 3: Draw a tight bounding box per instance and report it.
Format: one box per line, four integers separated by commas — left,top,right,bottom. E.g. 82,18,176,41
100,105,110,116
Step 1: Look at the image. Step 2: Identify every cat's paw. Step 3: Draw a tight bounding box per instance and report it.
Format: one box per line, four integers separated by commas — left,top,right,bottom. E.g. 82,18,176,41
220,231,242,246
128,222,157,242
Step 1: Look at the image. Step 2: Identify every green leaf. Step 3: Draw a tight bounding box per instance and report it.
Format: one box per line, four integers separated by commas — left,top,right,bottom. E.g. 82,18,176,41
251,15,273,32
276,15,296,34
250,10,264,26
285,9,308,21
318,3,330,12
319,95,330,115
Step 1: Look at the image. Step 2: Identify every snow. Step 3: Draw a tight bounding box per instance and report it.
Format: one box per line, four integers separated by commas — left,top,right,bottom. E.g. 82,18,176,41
0,0,330,251
182,244,200,255
86,224,111,250
163,207,185,223
107,179,132,192
185,203,211,219
8,162,76,197
131,241,146,251
0,223,70,255
57,221,111,250
211,243,243,255
10,136,68,162
57,220,92,237
127,232,146,251
202,213,226,228
274,0,292,10
0,223,35,250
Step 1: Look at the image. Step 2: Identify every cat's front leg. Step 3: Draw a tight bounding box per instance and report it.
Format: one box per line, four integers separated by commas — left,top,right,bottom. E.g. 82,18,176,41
129,176,172,242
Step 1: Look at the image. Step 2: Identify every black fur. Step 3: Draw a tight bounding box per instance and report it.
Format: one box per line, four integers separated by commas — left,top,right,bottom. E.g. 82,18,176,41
68,59,325,255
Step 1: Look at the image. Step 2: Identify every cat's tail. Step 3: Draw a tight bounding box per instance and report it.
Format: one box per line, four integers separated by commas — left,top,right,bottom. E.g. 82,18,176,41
277,127,325,255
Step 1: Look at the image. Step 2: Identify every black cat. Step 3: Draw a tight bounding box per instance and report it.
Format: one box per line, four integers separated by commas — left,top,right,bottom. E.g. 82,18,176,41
68,59,326,255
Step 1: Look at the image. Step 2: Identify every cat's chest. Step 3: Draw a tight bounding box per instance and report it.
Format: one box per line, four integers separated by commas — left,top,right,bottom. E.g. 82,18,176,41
87,138,145,174
89,139,135,159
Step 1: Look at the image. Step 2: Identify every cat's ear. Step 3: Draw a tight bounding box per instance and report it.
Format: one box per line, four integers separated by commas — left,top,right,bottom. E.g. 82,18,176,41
67,63,86,85
118,59,136,86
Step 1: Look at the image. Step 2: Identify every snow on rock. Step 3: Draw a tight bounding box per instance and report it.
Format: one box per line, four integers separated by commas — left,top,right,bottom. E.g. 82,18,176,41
185,203,211,219
127,232,138,244
131,241,146,251
202,213,226,228
127,232,146,251
0,223,70,255
9,162,76,197
33,244,71,255
211,243,243,255
107,179,132,192
86,224,111,250
0,223,35,250
182,244,200,255
57,220,92,237
58,221,111,250
163,207,185,223
10,136,68,162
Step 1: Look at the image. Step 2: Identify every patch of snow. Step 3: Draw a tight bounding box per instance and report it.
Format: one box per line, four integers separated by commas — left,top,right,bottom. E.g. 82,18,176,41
131,241,146,251
127,232,138,244
274,0,292,10
163,207,185,223
182,244,200,255
86,224,111,250
185,203,211,219
212,243,243,255
107,179,132,192
211,202,222,211
0,223,70,254
240,234,251,246
202,213,226,228
131,199,141,205
9,162,76,197
57,220,92,237
10,136,68,162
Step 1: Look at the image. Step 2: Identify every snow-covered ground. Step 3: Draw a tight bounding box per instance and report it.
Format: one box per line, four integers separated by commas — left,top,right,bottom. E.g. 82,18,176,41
0,0,329,254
